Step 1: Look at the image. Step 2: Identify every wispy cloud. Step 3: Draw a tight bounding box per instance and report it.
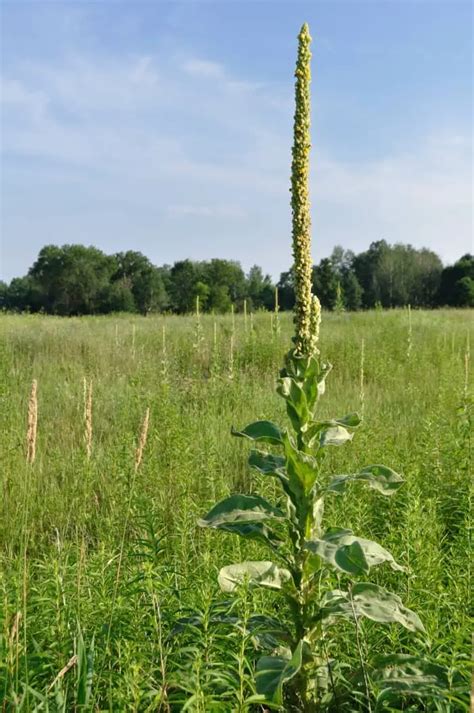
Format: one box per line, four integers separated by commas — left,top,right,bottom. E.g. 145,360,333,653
1,48,472,282
1,77,49,120
182,58,224,78
168,203,247,219
314,134,472,260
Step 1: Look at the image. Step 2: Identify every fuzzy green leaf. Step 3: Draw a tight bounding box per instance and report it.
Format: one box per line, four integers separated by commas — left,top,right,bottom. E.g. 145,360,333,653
280,354,332,411
248,450,296,508
306,413,361,433
283,433,319,493
255,641,303,705
306,528,404,575
327,465,404,496
334,412,362,428
317,588,353,621
336,540,369,575
301,357,323,410
316,361,332,398
198,494,285,549
357,465,404,493
232,421,284,445
218,561,292,593
372,654,456,705
198,494,284,528
248,450,286,475
318,583,425,632
319,425,353,447
277,376,309,425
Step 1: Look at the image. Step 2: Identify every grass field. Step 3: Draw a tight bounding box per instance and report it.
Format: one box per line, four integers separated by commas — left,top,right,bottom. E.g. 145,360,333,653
0,309,472,711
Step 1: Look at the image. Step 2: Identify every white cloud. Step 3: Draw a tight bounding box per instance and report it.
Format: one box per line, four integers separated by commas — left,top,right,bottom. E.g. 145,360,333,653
1,50,472,282
168,204,247,219
313,134,472,261
182,58,224,78
1,77,49,120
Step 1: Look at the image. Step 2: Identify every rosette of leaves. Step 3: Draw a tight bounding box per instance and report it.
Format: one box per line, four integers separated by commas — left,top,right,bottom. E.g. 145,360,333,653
198,348,429,710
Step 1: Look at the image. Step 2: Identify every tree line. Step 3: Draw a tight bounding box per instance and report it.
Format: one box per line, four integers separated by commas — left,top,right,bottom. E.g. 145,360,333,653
1,241,473,316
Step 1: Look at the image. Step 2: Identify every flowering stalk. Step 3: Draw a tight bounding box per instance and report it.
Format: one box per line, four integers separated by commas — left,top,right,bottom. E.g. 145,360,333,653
197,23,424,711
291,23,320,358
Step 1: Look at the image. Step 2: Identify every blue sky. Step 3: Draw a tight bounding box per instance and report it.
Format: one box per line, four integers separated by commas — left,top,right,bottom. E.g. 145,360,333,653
1,0,472,282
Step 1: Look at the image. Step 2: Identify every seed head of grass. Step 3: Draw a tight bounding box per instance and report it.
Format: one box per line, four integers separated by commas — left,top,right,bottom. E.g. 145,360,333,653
26,379,38,464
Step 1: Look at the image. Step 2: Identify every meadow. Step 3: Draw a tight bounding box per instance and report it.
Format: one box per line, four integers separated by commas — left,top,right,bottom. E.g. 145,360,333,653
0,308,472,711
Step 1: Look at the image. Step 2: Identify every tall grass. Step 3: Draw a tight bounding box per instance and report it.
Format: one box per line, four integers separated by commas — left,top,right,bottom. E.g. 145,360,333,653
0,309,472,710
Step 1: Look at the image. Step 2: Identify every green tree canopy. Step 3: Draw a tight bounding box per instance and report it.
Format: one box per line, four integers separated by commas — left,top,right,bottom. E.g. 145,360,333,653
247,265,274,310
113,251,167,315
28,244,116,315
2,243,471,315
437,254,474,307
312,258,338,310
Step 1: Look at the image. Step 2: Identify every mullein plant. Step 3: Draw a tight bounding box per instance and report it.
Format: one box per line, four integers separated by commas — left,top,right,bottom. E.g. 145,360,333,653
198,24,428,711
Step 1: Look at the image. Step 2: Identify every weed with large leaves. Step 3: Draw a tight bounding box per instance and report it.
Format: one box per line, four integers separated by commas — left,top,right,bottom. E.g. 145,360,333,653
198,23,434,712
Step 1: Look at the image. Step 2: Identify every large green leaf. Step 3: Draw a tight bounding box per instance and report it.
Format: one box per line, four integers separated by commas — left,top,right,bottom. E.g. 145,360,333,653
198,494,285,548
309,360,332,409
232,421,284,445
306,528,404,575
335,540,369,575
277,376,308,418
371,654,455,706
248,450,295,506
301,357,323,410
255,641,303,705
280,353,332,412
198,494,284,527
218,561,292,593
315,361,332,398
332,412,361,428
303,415,359,449
307,537,369,576
306,413,361,434
316,588,353,621
317,583,424,633
281,351,318,381
352,582,425,632
283,433,319,493
327,465,404,496
248,450,286,475
319,425,353,447
277,376,309,430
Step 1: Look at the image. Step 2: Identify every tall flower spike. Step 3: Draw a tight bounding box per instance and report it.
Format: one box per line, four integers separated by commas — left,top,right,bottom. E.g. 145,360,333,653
309,294,321,355
291,23,318,358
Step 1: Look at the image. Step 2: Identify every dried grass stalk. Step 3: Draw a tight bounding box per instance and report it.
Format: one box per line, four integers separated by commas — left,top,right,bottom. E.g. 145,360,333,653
47,654,78,692
8,611,22,649
228,334,234,380
83,377,93,459
359,338,365,417
135,407,150,472
161,323,168,382
26,379,38,464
